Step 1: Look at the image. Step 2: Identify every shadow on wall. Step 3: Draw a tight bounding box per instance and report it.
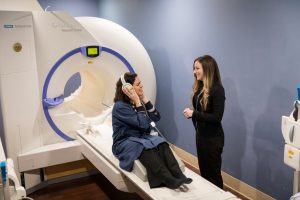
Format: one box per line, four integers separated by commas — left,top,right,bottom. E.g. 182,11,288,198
145,46,179,142
253,86,293,200
222,78,247,181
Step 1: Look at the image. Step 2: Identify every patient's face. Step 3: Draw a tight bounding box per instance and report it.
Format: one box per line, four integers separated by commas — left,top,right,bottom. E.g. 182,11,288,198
133,76,144,97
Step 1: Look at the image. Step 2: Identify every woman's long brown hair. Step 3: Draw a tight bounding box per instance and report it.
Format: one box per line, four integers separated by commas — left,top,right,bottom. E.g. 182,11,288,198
192,55,222,111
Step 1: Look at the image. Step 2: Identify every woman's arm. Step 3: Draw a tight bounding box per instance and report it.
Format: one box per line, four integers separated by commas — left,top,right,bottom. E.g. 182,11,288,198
114,102,151,130
192,86,225,124
144,101,161,122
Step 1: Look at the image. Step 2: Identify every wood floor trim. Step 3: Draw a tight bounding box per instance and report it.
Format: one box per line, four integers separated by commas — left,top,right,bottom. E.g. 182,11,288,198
170,144,275,200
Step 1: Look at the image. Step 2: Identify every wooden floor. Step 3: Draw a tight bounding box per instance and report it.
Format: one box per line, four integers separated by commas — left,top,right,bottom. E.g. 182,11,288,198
29,173,248,200
29,173,143,200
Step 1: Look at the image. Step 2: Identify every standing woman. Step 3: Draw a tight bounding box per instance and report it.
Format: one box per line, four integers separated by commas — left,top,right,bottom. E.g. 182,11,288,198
183,55,225,189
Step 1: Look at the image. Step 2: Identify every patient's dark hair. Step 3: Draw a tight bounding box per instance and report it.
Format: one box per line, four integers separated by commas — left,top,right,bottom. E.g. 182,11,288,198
114,72,137,103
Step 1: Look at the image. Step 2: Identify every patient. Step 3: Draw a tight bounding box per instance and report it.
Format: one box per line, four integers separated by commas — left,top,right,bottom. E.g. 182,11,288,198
112,72,192,189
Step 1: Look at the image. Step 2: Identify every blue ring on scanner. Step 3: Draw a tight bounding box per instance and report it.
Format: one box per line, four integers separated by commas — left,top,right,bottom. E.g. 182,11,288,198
297,85,300,101
42,46,135,141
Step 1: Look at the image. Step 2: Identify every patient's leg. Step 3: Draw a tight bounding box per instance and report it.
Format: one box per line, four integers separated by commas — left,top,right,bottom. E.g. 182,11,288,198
139,148,183,189
157,143,183,177
157,143,192,184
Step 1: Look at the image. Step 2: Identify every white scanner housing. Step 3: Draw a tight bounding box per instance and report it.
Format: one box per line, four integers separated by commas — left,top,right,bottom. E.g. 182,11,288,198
282,101,300,170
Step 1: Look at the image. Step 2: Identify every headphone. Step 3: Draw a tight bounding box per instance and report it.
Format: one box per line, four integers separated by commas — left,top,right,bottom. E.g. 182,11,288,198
120,73,166,140
120,73,133,89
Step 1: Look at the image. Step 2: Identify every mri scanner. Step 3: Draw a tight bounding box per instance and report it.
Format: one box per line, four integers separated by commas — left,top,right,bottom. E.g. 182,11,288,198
0,0,239,199
282,86,300,196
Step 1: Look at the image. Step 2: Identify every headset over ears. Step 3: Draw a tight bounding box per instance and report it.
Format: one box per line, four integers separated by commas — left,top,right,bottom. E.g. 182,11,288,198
120,73,133,89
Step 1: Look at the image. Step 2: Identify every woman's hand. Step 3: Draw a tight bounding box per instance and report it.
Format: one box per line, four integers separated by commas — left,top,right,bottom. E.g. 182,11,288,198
138,89,149,104
183,108,194,118
122,86,141,106
140,94,149,104
138,88,149,104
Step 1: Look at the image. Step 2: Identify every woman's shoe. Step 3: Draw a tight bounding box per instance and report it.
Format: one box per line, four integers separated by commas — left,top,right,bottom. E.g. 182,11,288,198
164,178,182,189
180,176,193,184
166,181,182,189
184,178,193,184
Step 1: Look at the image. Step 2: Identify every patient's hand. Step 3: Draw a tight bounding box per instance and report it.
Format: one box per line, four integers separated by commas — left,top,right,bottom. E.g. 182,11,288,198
122,86,141,106
137,89,148,103
141,95,149,104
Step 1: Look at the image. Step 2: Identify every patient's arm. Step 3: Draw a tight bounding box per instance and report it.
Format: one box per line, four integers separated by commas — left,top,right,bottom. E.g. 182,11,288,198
144,101,160,122
113,102,151,130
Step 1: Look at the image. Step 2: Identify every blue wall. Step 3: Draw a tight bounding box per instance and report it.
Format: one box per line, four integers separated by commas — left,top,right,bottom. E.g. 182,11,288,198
39,0,300,199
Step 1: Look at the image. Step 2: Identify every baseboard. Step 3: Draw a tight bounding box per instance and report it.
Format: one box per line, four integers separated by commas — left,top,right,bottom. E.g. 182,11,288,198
170,144,275,200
